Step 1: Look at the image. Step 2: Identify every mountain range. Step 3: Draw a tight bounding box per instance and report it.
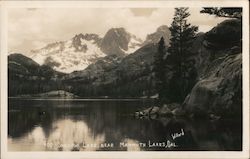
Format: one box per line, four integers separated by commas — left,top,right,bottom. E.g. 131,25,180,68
8,19,242,103
8,25,170,96
8,18,243,125
28,26,168,73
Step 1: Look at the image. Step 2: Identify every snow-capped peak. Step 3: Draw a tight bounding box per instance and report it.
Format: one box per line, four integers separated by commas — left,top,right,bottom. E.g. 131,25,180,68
29,33,105,73
29,28,143,74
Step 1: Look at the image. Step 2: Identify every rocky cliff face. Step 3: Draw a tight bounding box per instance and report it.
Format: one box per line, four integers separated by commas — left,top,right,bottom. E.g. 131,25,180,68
143,25,171,46
184,54,242,118
100,28,143,56
184,19,242,79
182,19,242,119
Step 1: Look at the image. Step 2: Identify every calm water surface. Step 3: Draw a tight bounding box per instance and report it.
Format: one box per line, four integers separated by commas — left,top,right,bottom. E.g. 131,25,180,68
8,98,242,151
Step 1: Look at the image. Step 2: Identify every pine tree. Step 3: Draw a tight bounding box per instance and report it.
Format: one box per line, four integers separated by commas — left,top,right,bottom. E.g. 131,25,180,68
153,37,166,104
167,7,198,102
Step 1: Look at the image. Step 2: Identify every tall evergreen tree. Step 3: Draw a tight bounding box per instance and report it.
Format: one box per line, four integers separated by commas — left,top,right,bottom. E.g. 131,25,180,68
153,37,166,104
166,7,198,102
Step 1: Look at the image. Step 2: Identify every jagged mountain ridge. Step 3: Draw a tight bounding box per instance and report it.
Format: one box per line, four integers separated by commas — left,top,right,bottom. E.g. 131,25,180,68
29,28,146,73
28,26,170,73
30,33,106,73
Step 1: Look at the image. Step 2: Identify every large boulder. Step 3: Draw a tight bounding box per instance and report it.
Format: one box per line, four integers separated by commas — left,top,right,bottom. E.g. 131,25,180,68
135,106,160,119
184,77,223,118
184,54,242,119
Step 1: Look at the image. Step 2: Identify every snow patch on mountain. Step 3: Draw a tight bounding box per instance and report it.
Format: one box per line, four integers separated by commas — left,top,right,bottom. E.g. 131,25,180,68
122,35,143,54
30,34,105,73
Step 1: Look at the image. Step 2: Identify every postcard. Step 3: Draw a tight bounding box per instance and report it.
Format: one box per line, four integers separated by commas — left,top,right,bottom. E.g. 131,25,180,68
1,0,249,158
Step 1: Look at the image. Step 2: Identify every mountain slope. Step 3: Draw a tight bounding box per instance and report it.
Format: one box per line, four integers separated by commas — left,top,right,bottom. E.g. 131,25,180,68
64,43,158,97
8,53,64,96
62,25,171,97
8,53,41,75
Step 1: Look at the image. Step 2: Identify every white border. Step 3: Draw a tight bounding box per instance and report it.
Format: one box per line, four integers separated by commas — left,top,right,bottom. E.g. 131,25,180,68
1,1,249,159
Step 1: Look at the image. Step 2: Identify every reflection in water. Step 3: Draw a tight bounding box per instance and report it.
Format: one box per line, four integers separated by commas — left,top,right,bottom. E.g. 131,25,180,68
28,126,45,144
8,98,242,151
8,126,46,151
47,119,105,151
121,139,140,151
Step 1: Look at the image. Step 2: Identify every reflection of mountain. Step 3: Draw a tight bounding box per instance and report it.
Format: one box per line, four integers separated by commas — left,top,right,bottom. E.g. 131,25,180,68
8,99,241,151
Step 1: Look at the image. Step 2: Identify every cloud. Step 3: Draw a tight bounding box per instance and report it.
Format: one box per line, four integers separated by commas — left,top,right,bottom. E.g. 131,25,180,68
130,8,157,16
8,7,226,54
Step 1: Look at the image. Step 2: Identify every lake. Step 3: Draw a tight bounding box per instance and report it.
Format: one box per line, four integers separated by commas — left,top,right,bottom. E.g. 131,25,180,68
8,98,242,151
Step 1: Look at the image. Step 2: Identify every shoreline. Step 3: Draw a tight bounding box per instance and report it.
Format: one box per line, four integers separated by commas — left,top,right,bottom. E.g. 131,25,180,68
8,97,156,101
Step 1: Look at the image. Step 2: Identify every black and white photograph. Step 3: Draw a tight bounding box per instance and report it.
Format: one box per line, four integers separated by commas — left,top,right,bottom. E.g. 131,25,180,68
1,0,249,159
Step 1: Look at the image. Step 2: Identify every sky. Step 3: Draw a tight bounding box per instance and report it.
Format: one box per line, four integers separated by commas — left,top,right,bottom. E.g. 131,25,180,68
8,8,226,54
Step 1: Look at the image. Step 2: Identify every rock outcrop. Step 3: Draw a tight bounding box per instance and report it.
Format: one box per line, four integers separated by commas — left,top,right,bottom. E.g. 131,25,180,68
143,25,171,46
184,54,242,119
182,19,242,119
100,28,142,56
